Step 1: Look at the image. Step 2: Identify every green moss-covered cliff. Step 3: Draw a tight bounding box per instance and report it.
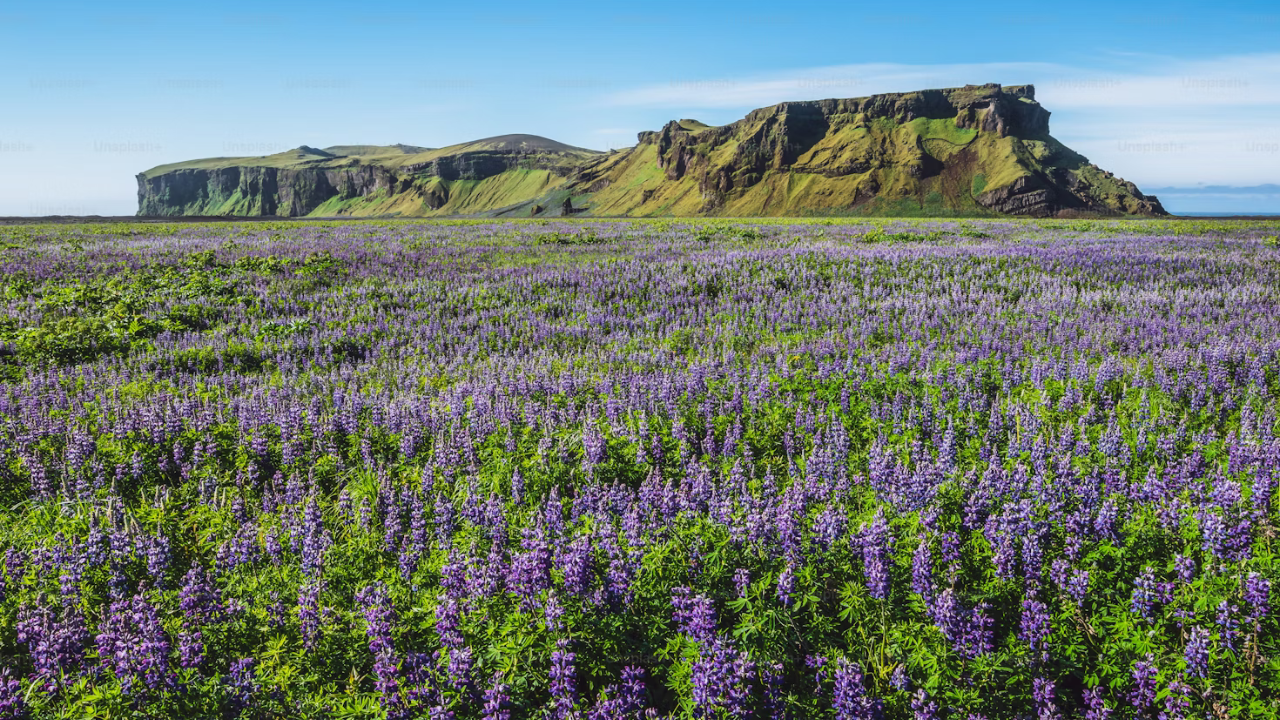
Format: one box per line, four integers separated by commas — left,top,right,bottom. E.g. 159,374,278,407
138,85,1164,218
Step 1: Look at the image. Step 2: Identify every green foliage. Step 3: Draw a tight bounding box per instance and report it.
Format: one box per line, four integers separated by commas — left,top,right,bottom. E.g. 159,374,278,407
860,226,946,243
535,230,607,245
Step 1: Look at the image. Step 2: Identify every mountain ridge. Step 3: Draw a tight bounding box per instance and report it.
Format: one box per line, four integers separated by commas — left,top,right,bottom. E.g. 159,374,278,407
137,84,1165,218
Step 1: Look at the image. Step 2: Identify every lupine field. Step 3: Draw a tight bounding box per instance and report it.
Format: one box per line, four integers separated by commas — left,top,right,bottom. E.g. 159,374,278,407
0,218,1279,719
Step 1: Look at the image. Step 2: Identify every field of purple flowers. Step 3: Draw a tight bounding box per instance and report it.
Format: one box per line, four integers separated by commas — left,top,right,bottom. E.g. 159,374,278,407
0,218,1278,719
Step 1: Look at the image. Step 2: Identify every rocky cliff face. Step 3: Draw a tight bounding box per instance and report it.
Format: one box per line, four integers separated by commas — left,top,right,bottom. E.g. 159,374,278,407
138,85,1165,218
572,84,1164,217
137,139,597,217
137,164,411,216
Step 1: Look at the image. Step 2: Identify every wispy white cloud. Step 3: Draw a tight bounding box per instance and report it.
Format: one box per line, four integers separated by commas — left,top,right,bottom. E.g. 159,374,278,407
604,63,1056,109
604,55,1280,110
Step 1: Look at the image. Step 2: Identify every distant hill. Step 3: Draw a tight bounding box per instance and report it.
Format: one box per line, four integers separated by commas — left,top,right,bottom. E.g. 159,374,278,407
1143,184,1280,195
137,84,1164,218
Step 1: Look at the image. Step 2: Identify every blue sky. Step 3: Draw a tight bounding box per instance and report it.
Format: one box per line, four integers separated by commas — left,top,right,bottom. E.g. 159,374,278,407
3,0,1279,215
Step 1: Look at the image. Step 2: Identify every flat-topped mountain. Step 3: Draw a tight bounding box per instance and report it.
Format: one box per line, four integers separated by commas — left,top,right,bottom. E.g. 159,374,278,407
137,84,1165,218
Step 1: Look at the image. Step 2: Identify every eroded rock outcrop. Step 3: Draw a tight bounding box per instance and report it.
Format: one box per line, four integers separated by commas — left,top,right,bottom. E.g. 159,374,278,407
570,83,1164,217
138,86,1164,218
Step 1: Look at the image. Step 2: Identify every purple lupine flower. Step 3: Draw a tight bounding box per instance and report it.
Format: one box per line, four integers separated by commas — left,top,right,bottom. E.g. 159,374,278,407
890,665,911,692
299,581,323,650
939,531,961,583
446,646,474,694
140,533,171,588
727,650,756,719
556,533,594,598
691,636,746,719
807,655,829,686
762,662,786,720
777,563,796,608
435,595,464,649
833,659,882,720
178,566,224,625
301,494,330,577
95,593,176,695
911,689,938,720
733,568,751,598
1131,566,1170,622
912,536,934,600
549,638,577,719
1057,562,1089,609
1020,595,1051,664
177,629,204,668
1216,600,1240,652
619,666,646,716
1082,686,1111,720
1033,677,1059,720
1174,555,1196,585
266,592,289,630
1129,655,1157,711
811,503,848,551
962,601,995,658
402,651,443,715
1244,572,1271,624
510,470,525,506
1184,626,1210,678
16,596,89,686
582,422,608,480
481,674,512,720
0,668,26,719
857,510,894,601
356,583,400,702
1161,679,1191,720
672,588,718,643
543,591,566,632
225,657,259,713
